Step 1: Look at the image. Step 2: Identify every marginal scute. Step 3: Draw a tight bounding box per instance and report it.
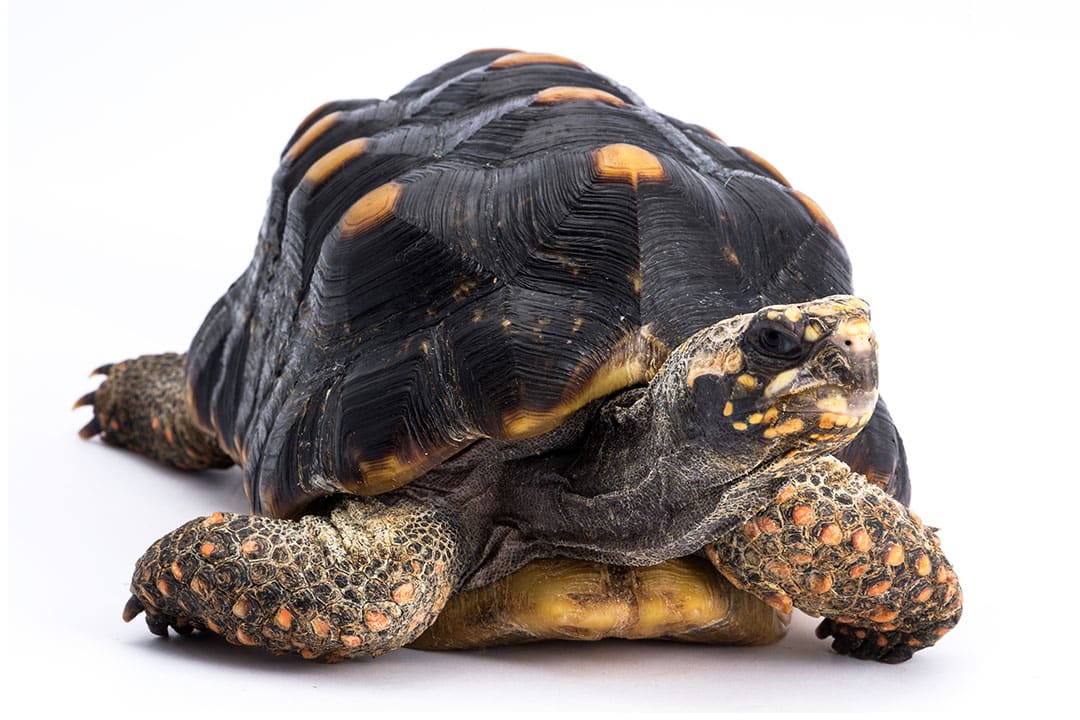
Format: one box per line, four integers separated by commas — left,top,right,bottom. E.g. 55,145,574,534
303,138,369,188
490,51,585,69
339,182,402,238
352,444,465,496
284,111,342,162
500,327,669,439
533,86,625,107
735,147,792,187
792,189,839,238
592,143,666,189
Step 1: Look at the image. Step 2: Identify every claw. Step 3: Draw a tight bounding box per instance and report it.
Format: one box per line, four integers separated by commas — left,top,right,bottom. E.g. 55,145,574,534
90,363,114,378
122,595,146,622
73,391,96,411
78,417,102,439
145,613,171,637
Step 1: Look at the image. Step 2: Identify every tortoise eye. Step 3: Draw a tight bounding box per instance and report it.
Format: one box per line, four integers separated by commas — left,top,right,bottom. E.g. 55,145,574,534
754,326,803,360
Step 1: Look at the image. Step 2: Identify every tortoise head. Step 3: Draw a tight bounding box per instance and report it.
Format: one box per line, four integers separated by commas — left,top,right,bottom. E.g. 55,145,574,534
654,295,879,466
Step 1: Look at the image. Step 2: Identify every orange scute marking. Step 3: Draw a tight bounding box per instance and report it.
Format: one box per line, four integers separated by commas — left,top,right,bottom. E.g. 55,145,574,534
764,593,793,613
274,607,294,631
818,523,843,546
155,579,171,597
169,561,183,580
303,138,368,187
241,539,260,556
775,484,796,503
593,144,666,189
490,52,584,69
206,512,226,525
792,190,839,237
534,86,625,107
808,573,833,594
870,607,900,623
792,505,813,526
851,528,872,552
232,598,251,619
392,582,415,604
341,634,362,647
236,628,258,646
284,111,341,162
199,542,216,558
736,146,792,187
885,544,905,566
364,610,392,632
916,554,932,576
867,580,892,596
766,560,792,578
311,618,331,637
916,587,934,602
755,515,780,534
340,183,401,238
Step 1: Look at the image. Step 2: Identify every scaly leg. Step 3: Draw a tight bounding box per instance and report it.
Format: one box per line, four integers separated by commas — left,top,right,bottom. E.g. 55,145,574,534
76,353,232,470
704,456,961,663
123,497,464,660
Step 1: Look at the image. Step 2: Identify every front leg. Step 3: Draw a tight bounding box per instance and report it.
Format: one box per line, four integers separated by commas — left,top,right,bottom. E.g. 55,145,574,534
124,497,465,660
704,456,961,663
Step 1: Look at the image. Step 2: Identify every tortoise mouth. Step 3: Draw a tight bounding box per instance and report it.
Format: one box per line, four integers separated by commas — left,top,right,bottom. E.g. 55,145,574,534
777,385,879,422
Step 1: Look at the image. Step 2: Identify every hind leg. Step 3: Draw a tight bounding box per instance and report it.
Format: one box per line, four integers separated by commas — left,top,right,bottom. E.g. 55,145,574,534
76,353,233,470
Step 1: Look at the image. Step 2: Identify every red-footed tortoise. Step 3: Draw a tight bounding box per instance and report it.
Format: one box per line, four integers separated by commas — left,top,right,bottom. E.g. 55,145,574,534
77,50,961,663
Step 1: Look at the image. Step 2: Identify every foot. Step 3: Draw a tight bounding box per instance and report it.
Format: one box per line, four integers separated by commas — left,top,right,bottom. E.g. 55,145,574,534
76,353,233,470
124,497,464,660
705,456,962,662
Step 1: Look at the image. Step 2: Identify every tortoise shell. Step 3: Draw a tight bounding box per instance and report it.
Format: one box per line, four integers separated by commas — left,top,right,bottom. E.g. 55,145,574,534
186,49,852,517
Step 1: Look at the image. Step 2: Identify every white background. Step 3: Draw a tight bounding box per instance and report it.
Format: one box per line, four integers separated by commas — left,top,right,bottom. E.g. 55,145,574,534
6,0,1078,715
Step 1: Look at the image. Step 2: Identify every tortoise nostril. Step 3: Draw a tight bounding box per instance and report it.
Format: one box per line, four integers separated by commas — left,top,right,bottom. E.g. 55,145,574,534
844,340,852,347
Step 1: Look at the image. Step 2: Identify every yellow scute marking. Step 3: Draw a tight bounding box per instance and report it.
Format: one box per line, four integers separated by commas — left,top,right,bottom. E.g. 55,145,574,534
502,328,668,439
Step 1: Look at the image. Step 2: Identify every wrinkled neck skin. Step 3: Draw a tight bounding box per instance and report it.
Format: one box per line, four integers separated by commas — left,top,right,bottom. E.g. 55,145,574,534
407,377,818,591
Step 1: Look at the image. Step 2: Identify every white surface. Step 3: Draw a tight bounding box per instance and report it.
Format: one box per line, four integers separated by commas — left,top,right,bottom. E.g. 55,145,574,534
7,0,1077,714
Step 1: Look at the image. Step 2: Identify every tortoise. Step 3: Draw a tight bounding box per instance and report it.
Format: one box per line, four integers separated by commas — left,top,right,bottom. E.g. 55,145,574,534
77,49,961,663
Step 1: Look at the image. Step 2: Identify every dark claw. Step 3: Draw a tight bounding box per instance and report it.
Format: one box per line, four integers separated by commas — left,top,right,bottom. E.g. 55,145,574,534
90,363,114,378
817,618,916,664
73,391,96,411
78,417,102,439
122,595,145,623
145,612,171,637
